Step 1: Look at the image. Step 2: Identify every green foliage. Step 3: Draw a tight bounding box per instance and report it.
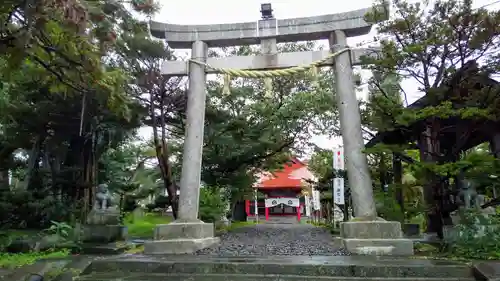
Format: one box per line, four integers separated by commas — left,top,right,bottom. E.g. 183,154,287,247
307,220,341,235
0,0,341,227
0,231,11,252
374,189,404,222
43,221,73,238
0,0,157,227
0,0,339,232
448,210,500,260
362,71,403,132
308,148,334,180
199,188,227,223
396,102,494,127
362,0,500,136
381,143,500,186
308,147,349,192
146,195,170,211
365,0,500,82
99,140,161,215
124,212,171,238
0,189,74,229
0,249,70,269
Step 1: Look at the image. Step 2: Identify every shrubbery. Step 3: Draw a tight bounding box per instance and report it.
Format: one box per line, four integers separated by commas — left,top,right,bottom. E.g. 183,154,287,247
199,188,227,223
447,210,500,260
0,190,77,229
124,212,171,238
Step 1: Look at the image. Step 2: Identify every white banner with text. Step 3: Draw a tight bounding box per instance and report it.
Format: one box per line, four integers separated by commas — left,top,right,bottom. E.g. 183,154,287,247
265,198,300,208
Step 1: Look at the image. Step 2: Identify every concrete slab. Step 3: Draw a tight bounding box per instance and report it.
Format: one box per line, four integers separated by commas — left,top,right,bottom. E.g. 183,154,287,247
144,237,220,254
81,255,473,279
51,257,93,281
78,272,475,281
144,221,219,254
341,221,403,239
4,260,70,281
153,221,214,240
80,242,131,255
340,220,414,256
343,238,414,256
81,224,126,243
474,261,500,281
0,269,12,279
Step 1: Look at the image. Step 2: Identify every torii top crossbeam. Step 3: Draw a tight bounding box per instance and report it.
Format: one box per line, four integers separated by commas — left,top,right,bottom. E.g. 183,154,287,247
150,7,377,49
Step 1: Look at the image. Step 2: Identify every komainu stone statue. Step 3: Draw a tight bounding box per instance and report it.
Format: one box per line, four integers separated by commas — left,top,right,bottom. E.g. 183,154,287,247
86,183,119,226
82,183,125,243
457,178,479,209
94,183,113,210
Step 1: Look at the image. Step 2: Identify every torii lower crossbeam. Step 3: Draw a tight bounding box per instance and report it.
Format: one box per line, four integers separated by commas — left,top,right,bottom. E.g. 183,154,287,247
161,49,380,76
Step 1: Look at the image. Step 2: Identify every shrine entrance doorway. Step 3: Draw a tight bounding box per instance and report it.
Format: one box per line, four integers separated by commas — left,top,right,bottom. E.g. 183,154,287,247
265,197,301,221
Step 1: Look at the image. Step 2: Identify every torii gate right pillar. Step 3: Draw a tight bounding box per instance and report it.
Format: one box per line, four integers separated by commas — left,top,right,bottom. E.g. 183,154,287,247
330,30,413,255
330,30,377,219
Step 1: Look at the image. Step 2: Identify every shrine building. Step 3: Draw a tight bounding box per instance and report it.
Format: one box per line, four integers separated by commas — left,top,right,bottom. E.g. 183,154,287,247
245,158,318,222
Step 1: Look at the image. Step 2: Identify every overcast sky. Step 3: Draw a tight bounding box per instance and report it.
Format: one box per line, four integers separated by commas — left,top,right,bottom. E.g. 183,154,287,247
144,0,500,151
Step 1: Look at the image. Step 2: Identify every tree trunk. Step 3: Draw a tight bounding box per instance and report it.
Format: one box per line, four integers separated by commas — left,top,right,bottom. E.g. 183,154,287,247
231,201,237,221
149,74,179,219
119,193,125,223
0,170,8,191
0,149,13,192
24,137,40,189
379,153,388,192
82,135,93,219
419,121,444,238
154,141,179,218
393,153,404,222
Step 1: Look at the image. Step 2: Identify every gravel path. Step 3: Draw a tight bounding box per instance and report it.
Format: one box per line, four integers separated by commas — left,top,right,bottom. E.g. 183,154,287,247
195,224,350,256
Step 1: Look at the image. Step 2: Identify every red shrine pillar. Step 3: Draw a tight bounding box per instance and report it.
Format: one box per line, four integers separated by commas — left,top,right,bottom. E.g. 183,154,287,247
245,200,250,216
265,206,269,220
297,205,301,222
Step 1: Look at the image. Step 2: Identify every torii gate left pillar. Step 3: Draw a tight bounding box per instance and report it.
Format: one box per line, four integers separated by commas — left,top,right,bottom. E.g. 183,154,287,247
145,4,413,256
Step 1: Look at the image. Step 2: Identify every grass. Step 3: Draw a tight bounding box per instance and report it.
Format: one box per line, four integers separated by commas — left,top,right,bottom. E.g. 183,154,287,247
0,249,70,269
0,229,72,269
125,245,145,254
125,212,258,238
307,220,341,235
413,242,441,257
411,242,474,263
0,229,39,248
307,220,325,226
124,212,172,238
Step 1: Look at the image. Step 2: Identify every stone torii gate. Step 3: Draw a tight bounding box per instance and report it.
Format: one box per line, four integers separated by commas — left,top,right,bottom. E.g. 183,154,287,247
144,4,414,256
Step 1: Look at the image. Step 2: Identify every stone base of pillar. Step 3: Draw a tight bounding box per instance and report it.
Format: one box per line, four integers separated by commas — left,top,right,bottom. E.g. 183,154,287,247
144,221,219,254
340,220,414,256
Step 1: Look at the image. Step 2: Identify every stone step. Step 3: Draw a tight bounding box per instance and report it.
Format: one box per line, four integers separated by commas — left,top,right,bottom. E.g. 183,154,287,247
81,255,474,279
262,217,300,224
79,242,132,255
343,239,414,256
79,273,475,281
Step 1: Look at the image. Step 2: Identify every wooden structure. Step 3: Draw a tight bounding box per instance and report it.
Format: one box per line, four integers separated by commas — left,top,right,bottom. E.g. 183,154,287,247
366,61,500,237
246,158,316,222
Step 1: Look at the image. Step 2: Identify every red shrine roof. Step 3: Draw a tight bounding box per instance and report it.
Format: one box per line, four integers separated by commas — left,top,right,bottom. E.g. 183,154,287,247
255,158,316,190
